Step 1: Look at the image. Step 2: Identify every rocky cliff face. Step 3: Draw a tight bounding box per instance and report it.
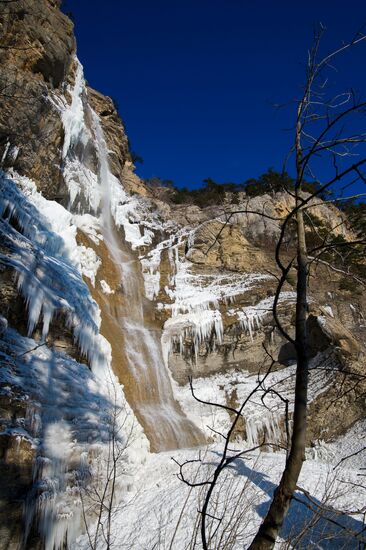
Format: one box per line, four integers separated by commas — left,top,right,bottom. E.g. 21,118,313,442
0,0,74,196
141,190,366,446
0,2,365,549
0,2,150,548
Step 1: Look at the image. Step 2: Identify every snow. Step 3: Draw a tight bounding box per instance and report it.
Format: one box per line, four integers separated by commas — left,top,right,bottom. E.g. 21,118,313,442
1,139,10,164
1,140,19,166
140,231,180,300
140,244,163,300
72,213,103,245
319,419,366,468
77,244,101,286
72,441,366,549
317,315,327,328
0,324,148,550
100,279,114,295
173,352,334,448
322,305,334,318
166,247,271,316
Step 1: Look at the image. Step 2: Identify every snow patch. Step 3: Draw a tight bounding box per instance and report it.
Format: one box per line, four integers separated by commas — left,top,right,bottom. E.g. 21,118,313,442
100,279,114,295
77,245,100,286
322,305,334,318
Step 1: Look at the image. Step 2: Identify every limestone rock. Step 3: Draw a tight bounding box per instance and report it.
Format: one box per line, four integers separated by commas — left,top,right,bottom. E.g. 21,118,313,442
0,0,74,196
186,219,267,272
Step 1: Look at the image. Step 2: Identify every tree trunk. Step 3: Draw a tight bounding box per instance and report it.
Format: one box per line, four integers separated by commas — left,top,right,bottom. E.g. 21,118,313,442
249,108,309,549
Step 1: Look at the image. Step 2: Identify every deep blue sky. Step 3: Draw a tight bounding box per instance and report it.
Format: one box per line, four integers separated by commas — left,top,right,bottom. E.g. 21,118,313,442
64,0,366,189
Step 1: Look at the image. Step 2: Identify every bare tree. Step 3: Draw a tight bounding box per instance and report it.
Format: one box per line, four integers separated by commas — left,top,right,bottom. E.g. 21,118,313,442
177,25,366,550
250,27,366,549
76,390,136,550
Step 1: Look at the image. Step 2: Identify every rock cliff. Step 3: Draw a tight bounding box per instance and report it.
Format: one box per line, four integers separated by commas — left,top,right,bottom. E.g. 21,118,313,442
0,1,365,549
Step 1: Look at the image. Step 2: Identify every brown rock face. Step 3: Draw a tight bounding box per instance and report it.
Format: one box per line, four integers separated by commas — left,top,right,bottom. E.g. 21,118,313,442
0,0,75,196
0,0,365,547
0,346,37,550
306,314,366,443
307,355,366,443
0,1,74,87
186,219,267,271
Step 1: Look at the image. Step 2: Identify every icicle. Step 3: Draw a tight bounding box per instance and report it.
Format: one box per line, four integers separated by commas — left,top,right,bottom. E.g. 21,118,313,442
162,309,224,364
233,292,298,339
0,173,100,362
245,410,282,447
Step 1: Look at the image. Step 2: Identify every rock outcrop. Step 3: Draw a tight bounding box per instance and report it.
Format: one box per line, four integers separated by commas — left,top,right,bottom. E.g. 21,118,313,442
0,1,365,549
0,0,74,196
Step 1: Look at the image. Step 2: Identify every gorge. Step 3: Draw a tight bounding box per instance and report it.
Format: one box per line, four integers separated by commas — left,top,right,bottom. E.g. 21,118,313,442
0,1,365,549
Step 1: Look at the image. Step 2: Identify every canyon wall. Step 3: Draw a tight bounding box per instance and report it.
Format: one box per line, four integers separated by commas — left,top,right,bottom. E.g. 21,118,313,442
0,1,365,548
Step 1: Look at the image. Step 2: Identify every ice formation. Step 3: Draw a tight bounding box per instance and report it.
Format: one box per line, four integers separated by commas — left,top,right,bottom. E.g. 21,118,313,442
77,244,101,286
0,173,103,364
228,291,297,339
166,241,271,316
0,55,156,549
1,140,19,166
100,279,114,295
162,309,224,364
149,230,274,364
322,304,334,318
0,322,145,550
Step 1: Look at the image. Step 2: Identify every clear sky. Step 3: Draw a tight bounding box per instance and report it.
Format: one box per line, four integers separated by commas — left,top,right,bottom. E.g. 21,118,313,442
64,0,366,189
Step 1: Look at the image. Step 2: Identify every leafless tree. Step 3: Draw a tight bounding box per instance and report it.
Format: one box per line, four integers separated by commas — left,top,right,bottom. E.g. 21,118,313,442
177,25,366,550
250,25,366,550
76,390,136,550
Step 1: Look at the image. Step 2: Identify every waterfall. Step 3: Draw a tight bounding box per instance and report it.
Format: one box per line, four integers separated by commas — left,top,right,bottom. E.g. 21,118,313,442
91,113,204,451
